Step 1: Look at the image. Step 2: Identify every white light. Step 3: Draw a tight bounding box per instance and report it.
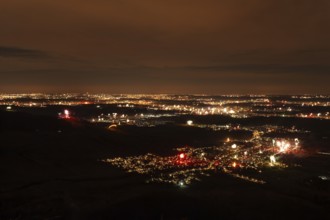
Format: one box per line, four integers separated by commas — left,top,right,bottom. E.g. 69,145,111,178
63,109,70,118
270,155,276,164
231,144,237,149
187,120,193,126
319,176,328,180
6,106,12,110
276,141,282,148
276,140,291,153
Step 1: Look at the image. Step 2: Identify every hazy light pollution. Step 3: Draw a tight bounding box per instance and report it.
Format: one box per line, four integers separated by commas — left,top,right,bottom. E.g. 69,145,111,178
0,0,329,94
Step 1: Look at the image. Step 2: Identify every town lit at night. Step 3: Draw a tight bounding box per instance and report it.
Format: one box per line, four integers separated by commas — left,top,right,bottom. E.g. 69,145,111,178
1,0,330,219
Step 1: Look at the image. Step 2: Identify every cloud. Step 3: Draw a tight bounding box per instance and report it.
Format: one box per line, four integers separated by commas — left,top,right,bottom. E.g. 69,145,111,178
0,46,49,58
174,64,330,75
0,1,329,93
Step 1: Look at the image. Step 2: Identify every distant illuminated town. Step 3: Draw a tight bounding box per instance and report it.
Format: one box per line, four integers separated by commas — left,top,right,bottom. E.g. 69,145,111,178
1,93,329,187
103,132,301,186
1,94,329,121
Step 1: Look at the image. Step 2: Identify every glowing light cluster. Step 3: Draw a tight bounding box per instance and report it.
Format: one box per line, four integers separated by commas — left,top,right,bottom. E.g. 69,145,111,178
58,109,71,119
273,138,300,153
1,94,329,120
103,137,296,186
64,109,70,118
179,153,185,159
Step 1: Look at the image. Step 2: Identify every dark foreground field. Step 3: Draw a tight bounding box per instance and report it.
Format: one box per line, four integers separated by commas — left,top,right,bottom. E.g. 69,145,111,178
0,110,329,219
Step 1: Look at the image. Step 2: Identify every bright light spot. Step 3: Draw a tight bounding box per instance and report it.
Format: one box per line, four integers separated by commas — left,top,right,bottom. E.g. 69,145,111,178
231,144,237,149
232,162,237,168
244,151,248,156
229,109,235,114
276,140,292,153
226,138,231,142
187,120,193,126
276,141,282,148
179,181,185,187
6,106,12,110
270,155,276,164
319,176,329,180
179,153,185,159
64,109,70,118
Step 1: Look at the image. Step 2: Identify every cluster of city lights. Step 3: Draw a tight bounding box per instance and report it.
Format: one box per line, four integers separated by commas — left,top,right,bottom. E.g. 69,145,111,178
58,109,71,119
103,136,299,187
1,94,329,120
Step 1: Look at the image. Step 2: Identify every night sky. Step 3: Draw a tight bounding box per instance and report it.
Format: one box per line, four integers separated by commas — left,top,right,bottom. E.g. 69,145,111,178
1,0,329,94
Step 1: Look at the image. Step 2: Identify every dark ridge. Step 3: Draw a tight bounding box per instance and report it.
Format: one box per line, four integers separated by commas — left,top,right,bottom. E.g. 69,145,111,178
0,110,75,132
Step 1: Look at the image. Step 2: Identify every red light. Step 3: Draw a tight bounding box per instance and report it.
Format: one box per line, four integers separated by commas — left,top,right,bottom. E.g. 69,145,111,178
179,153,185,159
